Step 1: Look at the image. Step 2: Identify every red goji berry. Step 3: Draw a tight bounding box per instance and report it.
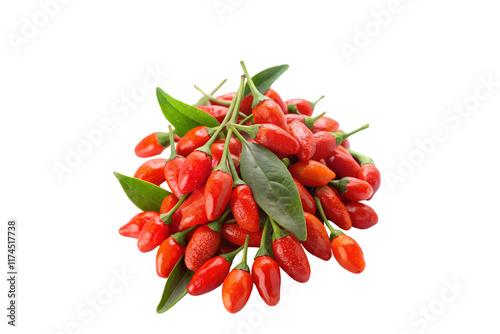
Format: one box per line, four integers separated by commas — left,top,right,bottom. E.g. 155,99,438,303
175,126,212,157
270,218,310,283
185,224,222,271
289,160,336,187
221,222,262,247
177,150,213,194
252,255,281,306
314,186,352,230
205,170,233,221
311,116,340,133
135,132,178,158
301,212,332,261
230,184,260,232
164,156,185,199
137,213,170,253
330,232,365,274
134,158,167,186
325,146,360,179
345,202,379,229
293,178,316,214
197,105,229,123
288,120,316,161
118,211,158,239
329,177,373,202
156,226,195,278
187,244,244,296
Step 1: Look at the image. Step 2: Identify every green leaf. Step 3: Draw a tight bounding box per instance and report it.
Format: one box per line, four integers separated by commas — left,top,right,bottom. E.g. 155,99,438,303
239,142,307,241
156,88,220,137
243,65,289,97
156,255,194,313
113,172,170,212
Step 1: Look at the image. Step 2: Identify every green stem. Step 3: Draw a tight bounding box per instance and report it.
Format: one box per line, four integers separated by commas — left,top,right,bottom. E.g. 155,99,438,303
255,216,271,258
328,178,350,196
314,196,343,240
214,129,233,174
304,111,326,129
239,113,254,125
160,194,188,225
220,243,245,264
269,217,289,241
227,134,246,187
207,209,232,233
195,76,246,156
281,158,290,168
229,123,260,139
234,236,250,272
167,125,180,160
228,125,249,146
332,123,369,147
240,61,269,108
172,226,196,246
192,79,228,107
194,85,232,106
346,148,375,166
309,95,325,109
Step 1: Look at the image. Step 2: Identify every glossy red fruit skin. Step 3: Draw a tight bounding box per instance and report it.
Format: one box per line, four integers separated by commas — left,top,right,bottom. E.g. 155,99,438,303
221,223,262,247
288,121,316,161
252,255,281,306
293,178,316,214
342,177,373,202
184,225,221,271
205,170,233,221
176,126,211,157
289,160,336,187
170,185,205,234
272,234,311,283
285,98,314,116
358,164,381,199
311,131,337,161
255,124,300,155
311,116,340,133
197,105,229,123
301,213,332,261
187,255,231,296
177,150,212,194
134,159,167,186
211,138,242,162
156,236,185,278
222,269,253,313
314,186,352,230
164,157,185,199
331,234,365,273
345,202,379,229
284,114,306,125
160,194,179,215
119,211,158,239
252,99,289,132
135,133,166,158
325,147,360,179
240,89,287,116
137,213,170,253
179,196,209,229
230,185,260,232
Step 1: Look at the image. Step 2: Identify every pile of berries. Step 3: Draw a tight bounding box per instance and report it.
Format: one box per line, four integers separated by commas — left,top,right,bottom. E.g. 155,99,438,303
115,62,380,314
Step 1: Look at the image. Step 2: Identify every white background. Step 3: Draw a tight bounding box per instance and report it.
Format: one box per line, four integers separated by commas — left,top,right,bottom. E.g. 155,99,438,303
1,0,499,333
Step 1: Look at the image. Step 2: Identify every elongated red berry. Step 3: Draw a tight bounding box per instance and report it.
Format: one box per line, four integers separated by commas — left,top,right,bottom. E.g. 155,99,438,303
222,269,253,313
289,160,336,187
230,184,260,232
252,255,281,306
255,124,299,155
118,211,158,239
177,150,212,194
205,170,233,221
134,158,167,186
184,225,221,271
331,234,365,273
301,212,332,261
345,202,378,229
137,213,170,253
176,126,211,157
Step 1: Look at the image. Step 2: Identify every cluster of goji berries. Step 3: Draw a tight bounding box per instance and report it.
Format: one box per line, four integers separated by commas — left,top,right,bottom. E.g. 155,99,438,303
116,62,380,314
